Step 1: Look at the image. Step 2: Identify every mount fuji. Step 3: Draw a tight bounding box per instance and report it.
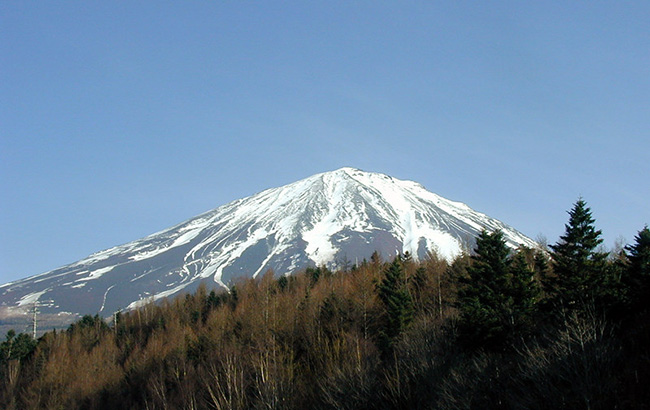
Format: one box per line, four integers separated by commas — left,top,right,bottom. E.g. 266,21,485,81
0,168,536,322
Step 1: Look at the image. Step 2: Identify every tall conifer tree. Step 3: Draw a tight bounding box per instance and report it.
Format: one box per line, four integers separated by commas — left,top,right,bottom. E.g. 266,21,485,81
377,256,414,355
624,226,650,309
547,199,608,312
507,252,540,333
458,231,539,348
458,230,511,347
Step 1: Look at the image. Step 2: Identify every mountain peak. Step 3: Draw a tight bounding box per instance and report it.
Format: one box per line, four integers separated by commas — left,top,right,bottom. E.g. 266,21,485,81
0,169,536,321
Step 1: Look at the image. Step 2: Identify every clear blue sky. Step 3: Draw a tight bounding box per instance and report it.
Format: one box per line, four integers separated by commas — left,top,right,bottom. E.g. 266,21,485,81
1,2,648,284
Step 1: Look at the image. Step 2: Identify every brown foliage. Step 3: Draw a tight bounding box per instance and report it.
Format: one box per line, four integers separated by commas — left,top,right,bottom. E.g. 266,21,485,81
1,247,648,409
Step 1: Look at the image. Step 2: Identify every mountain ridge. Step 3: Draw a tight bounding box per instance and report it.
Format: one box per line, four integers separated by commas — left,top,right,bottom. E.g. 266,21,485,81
0,167,537,321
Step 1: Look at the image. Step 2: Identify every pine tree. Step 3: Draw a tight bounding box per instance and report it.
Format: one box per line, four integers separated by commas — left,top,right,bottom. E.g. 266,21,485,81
0,330,37,365
277,275,289,291
411,266,428,309
547,199,608,312
457,231,541,349
507,251,540,334
377,256,414,355
306,265,331,287
458,230,511,348
533,250,550,279
624,226,650,310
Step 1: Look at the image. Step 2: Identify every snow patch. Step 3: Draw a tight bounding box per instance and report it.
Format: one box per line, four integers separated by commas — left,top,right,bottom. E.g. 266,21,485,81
99,285,115,312
17,289,48,307
130,247,168,261
76,266,113,282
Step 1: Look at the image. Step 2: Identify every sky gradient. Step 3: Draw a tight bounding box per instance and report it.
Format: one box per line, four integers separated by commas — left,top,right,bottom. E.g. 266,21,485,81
1,2,649,284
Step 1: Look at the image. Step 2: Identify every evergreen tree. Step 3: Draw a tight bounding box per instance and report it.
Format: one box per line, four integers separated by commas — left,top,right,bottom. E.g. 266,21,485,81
533,250,550,279
624,226,650,309
507,251,540,334
458,230,511,348
319,292,347,338
306,266,320,285
0,330,37,365
377,256,414,355
411,266,428,308
547,199,608,312
229,284,239,310
458,231,540,348
277,275,289,291
306,265,331,287
370,250,383,268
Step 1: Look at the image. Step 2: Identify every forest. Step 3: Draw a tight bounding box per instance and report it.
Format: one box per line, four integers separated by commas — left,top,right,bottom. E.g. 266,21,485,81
1,199,649,409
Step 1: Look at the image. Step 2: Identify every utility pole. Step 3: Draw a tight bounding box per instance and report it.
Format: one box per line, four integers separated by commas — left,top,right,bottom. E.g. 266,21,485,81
32,302,38,339
113,309,120,337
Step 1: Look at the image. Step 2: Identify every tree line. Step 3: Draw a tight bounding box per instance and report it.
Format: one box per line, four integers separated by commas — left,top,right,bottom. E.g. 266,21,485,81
1,199,649,409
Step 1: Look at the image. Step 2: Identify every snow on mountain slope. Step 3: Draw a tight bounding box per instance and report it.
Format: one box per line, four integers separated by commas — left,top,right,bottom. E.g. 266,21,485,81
0,168,537,320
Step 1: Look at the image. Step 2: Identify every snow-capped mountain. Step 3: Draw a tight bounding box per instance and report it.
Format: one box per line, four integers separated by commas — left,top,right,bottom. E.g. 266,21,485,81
0,167,536,320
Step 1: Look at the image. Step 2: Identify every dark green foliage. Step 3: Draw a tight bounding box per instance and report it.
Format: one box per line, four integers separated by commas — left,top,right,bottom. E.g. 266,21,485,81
458,230,539,349
534,250,550,278
206,290,220,308
201,289,232,322
547,199,609,312
277,275,288,291
411,266,427,293
0,330,36,364
377,256,414,355
410,266,428,310
458,230,510,348
307,265,331,286
67,313,109,332
507,252,540,333
623,226,650,310
0,330,37,408
447,251,471,297
319,292,349,338
627,227,650,277
67,314,110,351
229,284,239,309
370,250,382,265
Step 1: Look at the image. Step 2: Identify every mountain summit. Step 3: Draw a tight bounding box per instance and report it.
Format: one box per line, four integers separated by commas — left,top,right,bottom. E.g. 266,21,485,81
0,168,536,320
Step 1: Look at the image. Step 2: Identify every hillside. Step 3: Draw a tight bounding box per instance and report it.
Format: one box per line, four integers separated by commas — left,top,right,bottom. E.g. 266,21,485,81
0,168,535,323
1,200,649,409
